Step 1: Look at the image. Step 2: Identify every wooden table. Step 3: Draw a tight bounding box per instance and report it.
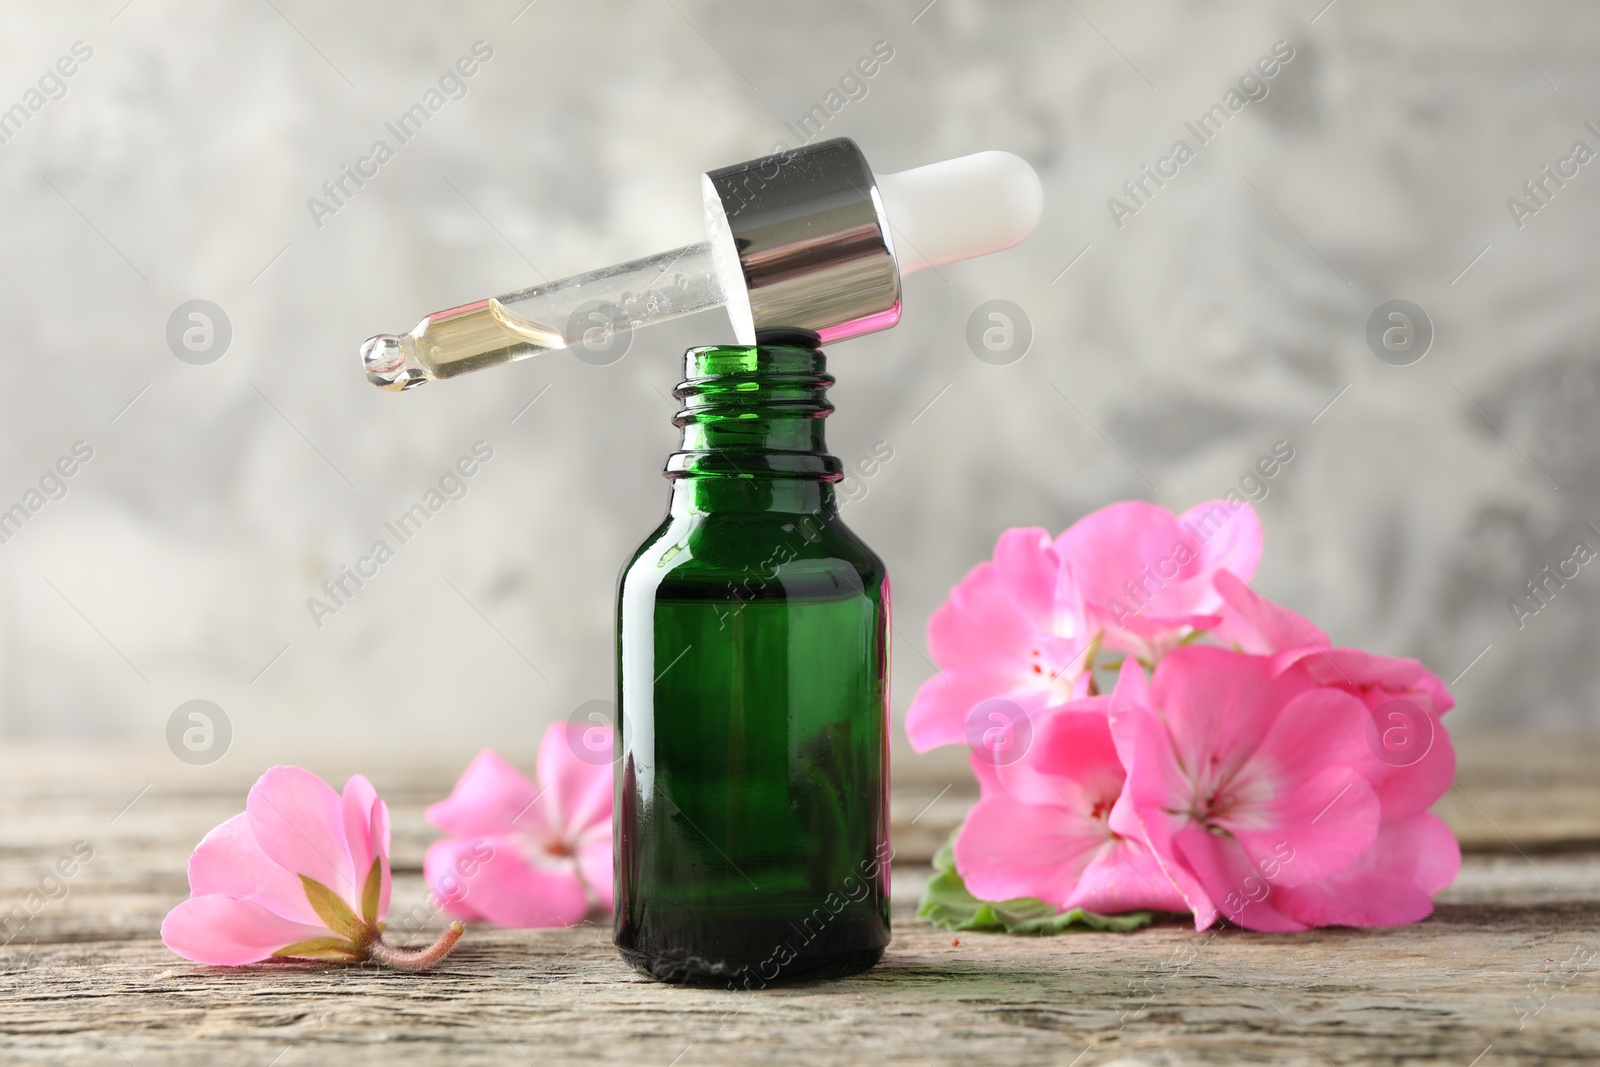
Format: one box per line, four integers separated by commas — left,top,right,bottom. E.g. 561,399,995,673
2,736,1597,1065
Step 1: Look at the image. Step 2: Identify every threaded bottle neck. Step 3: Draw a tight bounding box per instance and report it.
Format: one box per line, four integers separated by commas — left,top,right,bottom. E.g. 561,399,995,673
666,343,842,516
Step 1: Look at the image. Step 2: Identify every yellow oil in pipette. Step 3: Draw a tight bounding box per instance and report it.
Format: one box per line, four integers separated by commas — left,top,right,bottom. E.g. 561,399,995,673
362,300,564,391
362,242,725,391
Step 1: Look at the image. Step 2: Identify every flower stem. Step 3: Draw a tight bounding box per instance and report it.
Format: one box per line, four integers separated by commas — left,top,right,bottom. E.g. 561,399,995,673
363,922,465,970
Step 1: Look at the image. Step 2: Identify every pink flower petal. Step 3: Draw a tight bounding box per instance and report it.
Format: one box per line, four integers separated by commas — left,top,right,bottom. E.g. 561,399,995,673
1265,649,1456,818
908,526,1095,755
426,749,546,839
426,834,589,928
1058,500,1184,570
1270,646,1454,721
425,737,616,928
577,834,615,911
1233,686,1384,884
1364,703,1456,819
1210,569,1328,653
954,793,1108,904
370,797,392,920
1276,814,1460,927
990,702,1121,810
929,527,1077,674
1109,654,1152,710
1059,501,1185,616
926,560,1040,673
246,766,358,905
964,726,1188,914
423,836,498,921
187,812,321,927
991,527,1071,634
1171,824,1306,932
1226,764,1380,887
1148,646,1310,787
341,774,379,889
1178,500,1264,604
1107,704,1217,927
1278,870,1432,929
955,699,1189,915
1413,667,1456,715
1277,646,1439,706
1065,838,1187,915
1059,499,1261,659
537,724,614,838
1114,610,1224,644
1397,811,1463,895
905,670,1017,752
161,894,331,966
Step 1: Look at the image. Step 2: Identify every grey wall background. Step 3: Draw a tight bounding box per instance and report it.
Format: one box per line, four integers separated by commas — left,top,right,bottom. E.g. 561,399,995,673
2,0,1597,756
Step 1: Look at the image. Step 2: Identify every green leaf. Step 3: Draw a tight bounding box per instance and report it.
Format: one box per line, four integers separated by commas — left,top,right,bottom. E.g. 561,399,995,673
273,936,361,961
917,834,1159,935
361,857,383,927
300,874,368,941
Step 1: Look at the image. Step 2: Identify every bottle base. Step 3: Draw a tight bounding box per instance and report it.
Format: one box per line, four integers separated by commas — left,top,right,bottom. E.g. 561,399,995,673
618,944,885,986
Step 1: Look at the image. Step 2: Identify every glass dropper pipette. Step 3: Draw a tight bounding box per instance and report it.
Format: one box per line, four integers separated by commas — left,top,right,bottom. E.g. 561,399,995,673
361,139,1042,391
362,242,723,390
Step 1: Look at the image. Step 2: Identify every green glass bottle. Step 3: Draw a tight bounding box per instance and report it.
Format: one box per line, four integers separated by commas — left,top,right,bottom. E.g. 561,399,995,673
614,337,891,985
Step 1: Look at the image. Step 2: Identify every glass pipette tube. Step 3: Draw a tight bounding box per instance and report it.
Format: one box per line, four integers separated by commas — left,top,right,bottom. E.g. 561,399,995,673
362,241,724,390
363,146,1045,391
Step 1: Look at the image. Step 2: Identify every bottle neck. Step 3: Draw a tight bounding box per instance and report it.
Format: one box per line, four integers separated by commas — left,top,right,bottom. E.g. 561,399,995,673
666,343,842,517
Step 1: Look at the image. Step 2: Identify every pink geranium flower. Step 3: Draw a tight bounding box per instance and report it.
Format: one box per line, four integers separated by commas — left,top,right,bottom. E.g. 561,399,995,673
424,724,613,928
953,700,1187,914
162,767,463,968
907,502,1461,933
1057,500,1263,663
1212,571,1457,820
1107,648,1389,931
906,528,1094,752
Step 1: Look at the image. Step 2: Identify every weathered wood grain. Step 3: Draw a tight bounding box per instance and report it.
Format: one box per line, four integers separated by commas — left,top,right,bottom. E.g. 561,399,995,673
4,896,1598,1066
1,739,1597,1065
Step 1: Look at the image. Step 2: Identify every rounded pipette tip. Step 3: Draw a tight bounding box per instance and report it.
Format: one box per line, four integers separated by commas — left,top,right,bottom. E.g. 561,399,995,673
875,151,1043,276
362,334,431,391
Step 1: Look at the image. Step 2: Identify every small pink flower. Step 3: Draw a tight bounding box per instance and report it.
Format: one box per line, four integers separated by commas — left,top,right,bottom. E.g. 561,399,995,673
953,700,1187,914
1058,500,1263,663
424,724,613,928
161,767,463,968
906,528,1094,752
1213,571,1457,819
1107,648,1386,931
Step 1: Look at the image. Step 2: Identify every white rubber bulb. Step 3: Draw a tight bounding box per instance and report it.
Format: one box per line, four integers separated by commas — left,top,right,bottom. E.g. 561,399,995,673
875,151,1044,276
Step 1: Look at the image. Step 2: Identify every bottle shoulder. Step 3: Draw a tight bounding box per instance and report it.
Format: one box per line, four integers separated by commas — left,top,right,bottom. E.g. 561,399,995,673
619,509,885,602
